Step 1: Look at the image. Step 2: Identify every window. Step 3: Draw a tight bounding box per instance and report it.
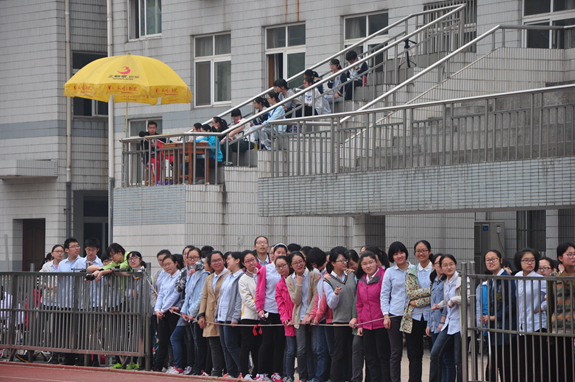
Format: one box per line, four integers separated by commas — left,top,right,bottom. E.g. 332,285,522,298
194,34,231,107
129,0,162,39
72,52,108,117
344,12,389,74
523,0,575,48
129,118,163,137
423,0,477,51
517,210,547,254
265,24,306,88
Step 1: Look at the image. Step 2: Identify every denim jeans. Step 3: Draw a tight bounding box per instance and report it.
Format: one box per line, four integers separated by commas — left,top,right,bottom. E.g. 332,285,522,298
219,322,241,377
431,331,455,382
429,327,462,382
285,336,297,379
170,325,188,369
315,324,330,382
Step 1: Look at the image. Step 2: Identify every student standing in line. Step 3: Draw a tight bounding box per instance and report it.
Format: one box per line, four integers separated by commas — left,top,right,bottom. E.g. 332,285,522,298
256,243,288,382
355,250,390,382
429,254,465,382
216,252,244,378
238,251,262,380
426,254,455,382
514,248,547,382
380,241,414,382
324,247,357,382
275,255,296,382
198,251,229,377
400,240,433,382
547,242,575,381
285,251,320,382
483,249,517,382
153,254,182,373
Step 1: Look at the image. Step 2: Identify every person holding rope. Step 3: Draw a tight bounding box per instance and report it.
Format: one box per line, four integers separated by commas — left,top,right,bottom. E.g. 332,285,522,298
380,241,414,382
324,247,357,382
152,254,182,373
238,250,262,380
429,254,466,382
198,251,228,377
256,243,288,382
354,250,390,382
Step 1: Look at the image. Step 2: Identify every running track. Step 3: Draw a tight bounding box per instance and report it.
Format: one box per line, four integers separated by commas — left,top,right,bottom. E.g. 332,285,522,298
0,363,234,382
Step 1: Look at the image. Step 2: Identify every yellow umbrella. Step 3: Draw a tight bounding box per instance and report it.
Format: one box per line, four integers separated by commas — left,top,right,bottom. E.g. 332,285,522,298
64,53,192,105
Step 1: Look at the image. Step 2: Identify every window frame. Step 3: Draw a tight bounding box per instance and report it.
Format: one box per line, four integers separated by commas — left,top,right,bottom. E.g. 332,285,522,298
72,53,108,118
343,12,390,55
193,33,232,108
129,118,163,138
522,0,575,48
264,23,306,88
128,0,162,41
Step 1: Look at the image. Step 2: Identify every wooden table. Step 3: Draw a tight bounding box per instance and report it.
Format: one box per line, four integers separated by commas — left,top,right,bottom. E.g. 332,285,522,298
162,141,210,184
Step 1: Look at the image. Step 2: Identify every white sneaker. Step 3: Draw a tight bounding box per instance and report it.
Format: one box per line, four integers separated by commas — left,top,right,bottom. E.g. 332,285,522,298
162,367,169,373
166,366,183,374
183,366,193,375
245,375,254,381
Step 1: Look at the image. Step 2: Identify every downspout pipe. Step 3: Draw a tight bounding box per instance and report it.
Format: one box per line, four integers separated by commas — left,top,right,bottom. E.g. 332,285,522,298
107,0,114,244
65,0,72,238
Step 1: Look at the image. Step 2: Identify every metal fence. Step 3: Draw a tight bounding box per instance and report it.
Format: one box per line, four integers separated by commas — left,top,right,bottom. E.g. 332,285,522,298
0,271,151,367
121,133,223,187
461,262,575,382
266,84,575,177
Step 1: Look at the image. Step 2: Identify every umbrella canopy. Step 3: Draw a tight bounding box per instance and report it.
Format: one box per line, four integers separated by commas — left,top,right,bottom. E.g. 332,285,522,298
64,53,192,105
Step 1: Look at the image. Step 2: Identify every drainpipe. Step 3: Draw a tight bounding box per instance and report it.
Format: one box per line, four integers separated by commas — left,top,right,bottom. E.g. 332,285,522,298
107,0,114,243
65,0,72,238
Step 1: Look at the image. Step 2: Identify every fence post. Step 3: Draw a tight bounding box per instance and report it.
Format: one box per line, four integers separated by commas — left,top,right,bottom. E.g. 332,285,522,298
461,262,469,382
144,263,152,371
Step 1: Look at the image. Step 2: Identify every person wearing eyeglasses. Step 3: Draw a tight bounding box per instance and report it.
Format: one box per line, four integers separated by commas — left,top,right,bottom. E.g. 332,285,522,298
323,247,356,382
284,251,320,382
537,257,555,277
547,242,575,381
482,249,517,382
514,248,547,382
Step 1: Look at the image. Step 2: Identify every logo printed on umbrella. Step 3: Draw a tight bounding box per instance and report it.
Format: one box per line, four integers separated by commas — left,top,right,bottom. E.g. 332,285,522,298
118,66,131,75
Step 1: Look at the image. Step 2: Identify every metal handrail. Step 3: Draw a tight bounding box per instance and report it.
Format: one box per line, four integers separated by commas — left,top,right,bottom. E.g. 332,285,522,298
193,4,466,133
262,83,575,125
338,23,575,124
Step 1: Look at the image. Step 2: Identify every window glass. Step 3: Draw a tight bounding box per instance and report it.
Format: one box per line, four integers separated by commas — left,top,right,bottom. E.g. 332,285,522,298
146,0,162,35
214,61,231,103
524,0,551,15
267,27,286,49
196,36,213,57
553,18,575,48
368,13,389,35
527,22,550,48
554,0,575,12
215,34,231,55
287,52,305,88
345,16,366,40
288,24,306,46
195,61,211,106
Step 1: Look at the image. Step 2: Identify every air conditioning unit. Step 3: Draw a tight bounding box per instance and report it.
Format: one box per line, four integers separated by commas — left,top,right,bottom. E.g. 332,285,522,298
474,221,505,274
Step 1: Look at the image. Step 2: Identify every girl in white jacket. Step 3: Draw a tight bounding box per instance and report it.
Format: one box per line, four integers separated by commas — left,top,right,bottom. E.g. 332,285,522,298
238,251,261,379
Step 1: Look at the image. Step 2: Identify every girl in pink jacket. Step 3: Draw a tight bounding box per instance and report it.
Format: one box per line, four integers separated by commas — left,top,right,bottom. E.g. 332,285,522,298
356,251,390,382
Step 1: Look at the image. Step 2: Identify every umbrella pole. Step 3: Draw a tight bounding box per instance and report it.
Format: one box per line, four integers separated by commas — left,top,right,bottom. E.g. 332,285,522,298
125,96,129,138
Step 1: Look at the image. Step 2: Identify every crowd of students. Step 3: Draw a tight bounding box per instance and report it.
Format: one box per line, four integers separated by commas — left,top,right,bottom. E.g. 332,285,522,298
32,237,575,382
